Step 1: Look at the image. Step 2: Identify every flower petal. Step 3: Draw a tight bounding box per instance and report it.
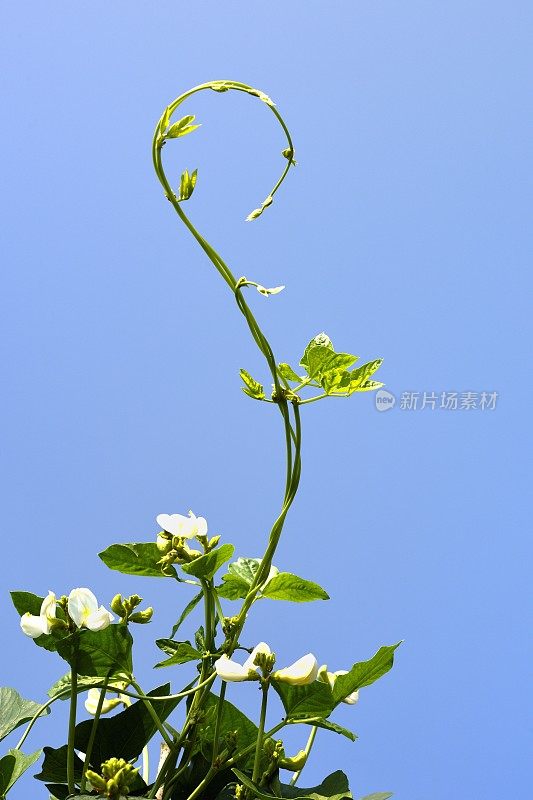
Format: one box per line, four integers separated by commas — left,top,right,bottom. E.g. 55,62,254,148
273,653,318,686
243,642,271,671
189,511,208,538
156,513,189,537
85,689,124,716
214,655,254,682
68,588,98,628
20,612,48,638
84,606,114,631
40,591,57,623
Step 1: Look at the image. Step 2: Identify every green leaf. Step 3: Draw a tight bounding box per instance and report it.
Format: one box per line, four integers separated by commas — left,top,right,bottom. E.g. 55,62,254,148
166,115,201,138
0,749,41,796
239,369,265,400
305,345,337,379
233,769,352,800
228,557,261,584
180,168,198,201
288,717,357,741
300,333,334,369
216,575,250,600
197,693,259,769
217,557,262,599
181,544,235,580
353,379,384,392
321,352,358,373
154,640,201,668
34,745,84,784
278,363,303,383
359,794,393,800
98,542,177,578
169,591,202,638
332,643,401,704
261,573,329,602
346,359,383,394
271,679,335,720
0,688,49,742
45,783,70,799
10,592,61,653
56,626,133,678
47,673,129,700
321,369,351,395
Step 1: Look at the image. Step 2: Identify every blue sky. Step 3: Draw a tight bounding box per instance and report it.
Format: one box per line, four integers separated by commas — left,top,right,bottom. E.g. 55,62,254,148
0,2,531,798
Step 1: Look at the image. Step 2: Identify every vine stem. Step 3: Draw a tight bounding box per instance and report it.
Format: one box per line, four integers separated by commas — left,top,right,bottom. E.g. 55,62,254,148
67,639,79,795
152,80,301,800
251,684,270,784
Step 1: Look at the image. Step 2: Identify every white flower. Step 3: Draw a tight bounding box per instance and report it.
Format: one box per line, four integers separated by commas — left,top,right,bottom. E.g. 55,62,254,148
84,687,129,716
68,588,114,631
20,591,57,638
156,511,207,540
215,642,271,682
256,284,285,297
272,653,318,686
317,665,359,705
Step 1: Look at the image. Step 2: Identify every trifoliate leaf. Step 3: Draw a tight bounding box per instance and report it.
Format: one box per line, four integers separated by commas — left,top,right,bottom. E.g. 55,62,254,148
181,544,235,580
167,115,201,138
359,794,393,800
154,640,201,668
0,688,49,742
169,591,202,638
217,557,263,599
179,168,198,201
99,542,176,578
261,572,329,602
332,643,401,703
353,378,384,392
346,359,383,394
278,363,303,383
239,369,265,400
300,333,334,369
160,106,172,134
0,749,42,795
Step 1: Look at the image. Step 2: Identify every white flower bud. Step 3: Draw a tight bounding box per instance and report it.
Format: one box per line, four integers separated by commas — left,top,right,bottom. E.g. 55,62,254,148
20,612,49,638
272,653,318,686
85,689,125,716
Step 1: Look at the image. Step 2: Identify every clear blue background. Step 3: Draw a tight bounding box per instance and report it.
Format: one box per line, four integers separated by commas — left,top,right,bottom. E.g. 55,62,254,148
0,2,531,798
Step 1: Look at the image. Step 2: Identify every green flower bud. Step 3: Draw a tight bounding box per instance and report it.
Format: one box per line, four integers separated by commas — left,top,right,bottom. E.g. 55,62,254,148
207,534,221,550
125,594,142,611
246,207,263,222
110,594,125,615
281,147,297,165
128,606,154,624
86,769,107,792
